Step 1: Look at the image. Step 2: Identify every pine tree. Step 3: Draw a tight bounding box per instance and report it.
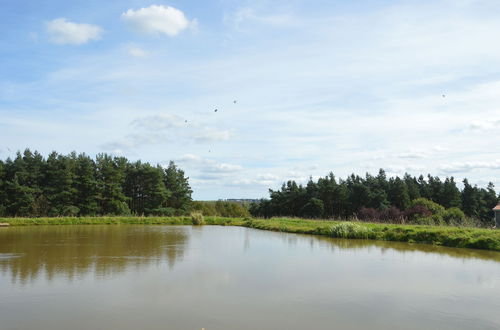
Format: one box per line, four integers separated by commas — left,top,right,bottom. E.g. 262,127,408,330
441,177,461,208
74,153,99,215
461,179,479,218
388,177,410,210
163,161,192,210
96,154,130,215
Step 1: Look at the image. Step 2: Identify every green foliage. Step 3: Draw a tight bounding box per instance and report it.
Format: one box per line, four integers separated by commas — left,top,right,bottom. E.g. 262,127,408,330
330,222,372,239
250,170,499,227
0,150,192,217
190,212,205,225
164,161,193,210
442,207,466,225
192,201,250,217
410,198,445,215
300,198,324,218
411,217,437,226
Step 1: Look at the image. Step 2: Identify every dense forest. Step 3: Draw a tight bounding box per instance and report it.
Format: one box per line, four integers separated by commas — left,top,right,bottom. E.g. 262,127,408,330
0,149,193,217
249,170,499,227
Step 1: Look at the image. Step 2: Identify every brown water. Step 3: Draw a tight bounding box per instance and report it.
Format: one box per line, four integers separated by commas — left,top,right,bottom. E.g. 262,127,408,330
0,225,499,330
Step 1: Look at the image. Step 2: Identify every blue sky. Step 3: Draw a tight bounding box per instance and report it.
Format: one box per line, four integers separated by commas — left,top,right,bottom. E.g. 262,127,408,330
1,0,500,200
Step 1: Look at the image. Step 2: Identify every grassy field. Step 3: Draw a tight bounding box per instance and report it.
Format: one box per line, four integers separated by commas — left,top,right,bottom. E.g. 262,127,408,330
1,216,499,252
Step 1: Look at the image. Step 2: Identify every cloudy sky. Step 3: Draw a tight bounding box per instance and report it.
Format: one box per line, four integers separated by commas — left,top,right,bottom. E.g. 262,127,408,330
1,0,499,200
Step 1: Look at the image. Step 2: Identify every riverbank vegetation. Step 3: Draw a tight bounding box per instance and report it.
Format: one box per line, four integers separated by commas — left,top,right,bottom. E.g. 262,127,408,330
1,216,499,252
192,201,250,217
249,170,499,227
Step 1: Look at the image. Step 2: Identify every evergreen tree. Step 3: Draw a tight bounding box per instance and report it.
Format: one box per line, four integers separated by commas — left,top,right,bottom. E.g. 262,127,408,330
300,198,324,218
124,162,170,215
441,177,461,208
163,161,192,210
96,154,130,215
403,173,421,201
43,152,79,216
5,174,36,216
461,179,479,218
388,177,410,210
74,154,99,215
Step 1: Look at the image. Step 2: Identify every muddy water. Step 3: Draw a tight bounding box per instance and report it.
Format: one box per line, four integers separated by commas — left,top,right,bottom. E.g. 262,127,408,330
0,225,499,330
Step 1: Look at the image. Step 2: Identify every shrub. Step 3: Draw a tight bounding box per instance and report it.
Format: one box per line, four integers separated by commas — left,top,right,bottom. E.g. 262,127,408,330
62,206,80,217
442,207,466,225
190,212,205,225
410,217,436,226
410,198,445,215
405,205,432,221
148,207,178,216
330,222,372,239
357,207,380,222
380,206,404,223
192,201,250,217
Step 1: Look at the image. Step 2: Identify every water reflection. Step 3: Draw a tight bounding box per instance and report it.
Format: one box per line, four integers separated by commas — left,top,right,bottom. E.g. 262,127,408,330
0,225,189,284
267,230,500,262
0,225,498,330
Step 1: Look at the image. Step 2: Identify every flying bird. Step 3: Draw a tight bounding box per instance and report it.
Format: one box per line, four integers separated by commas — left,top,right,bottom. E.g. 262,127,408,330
233,100,237,104
214,109,218,112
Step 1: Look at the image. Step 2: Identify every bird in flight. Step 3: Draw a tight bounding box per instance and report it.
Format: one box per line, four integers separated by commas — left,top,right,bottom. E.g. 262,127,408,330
214,109,218,112
233,100,237,104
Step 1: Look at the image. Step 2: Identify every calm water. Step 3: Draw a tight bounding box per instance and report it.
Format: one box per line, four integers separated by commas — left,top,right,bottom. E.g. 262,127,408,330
0,225,499,330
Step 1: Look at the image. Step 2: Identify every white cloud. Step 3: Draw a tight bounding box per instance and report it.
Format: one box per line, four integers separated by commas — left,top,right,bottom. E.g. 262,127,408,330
231,7,296,28
397,151,428,159
46,18,103,45
131,114,185,130
122,5,195,36
128,45,148,58
194,128,232,143
205,163,243,173
468,119,500,132
439,160,500,174
176,153,243,174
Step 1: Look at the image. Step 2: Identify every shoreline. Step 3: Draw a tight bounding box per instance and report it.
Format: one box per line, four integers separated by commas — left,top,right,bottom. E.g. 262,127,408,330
1,216,499,252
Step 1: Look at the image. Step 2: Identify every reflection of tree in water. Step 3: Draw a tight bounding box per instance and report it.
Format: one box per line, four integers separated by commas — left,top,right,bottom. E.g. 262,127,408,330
250,228,500,262
301,234,500,262
0,226,189,284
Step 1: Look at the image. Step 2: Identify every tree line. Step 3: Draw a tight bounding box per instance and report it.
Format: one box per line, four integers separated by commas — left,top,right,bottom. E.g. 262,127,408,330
0,150,192,217
249,170,499,227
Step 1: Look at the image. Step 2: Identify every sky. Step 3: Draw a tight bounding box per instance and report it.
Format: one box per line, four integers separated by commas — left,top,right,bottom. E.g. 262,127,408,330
1,0,499,200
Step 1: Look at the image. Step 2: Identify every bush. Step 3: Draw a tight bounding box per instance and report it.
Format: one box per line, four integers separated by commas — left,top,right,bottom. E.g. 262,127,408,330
190,211,205,225
192,201,250,217
330,222,372,239
442,207,466,225
410,198,445,215
62,206,80,217
405,205,432,221
357,207,380,222
148,207,178,216
410,217,436,226
380,206,404,223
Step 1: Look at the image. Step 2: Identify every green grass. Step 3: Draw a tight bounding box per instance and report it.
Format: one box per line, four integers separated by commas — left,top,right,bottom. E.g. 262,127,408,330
1,216,499,252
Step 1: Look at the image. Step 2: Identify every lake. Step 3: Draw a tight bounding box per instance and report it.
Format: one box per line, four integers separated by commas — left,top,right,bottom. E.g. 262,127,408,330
0,225,499,330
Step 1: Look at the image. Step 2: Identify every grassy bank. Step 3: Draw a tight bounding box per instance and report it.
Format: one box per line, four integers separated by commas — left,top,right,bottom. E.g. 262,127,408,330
1,216,499,252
